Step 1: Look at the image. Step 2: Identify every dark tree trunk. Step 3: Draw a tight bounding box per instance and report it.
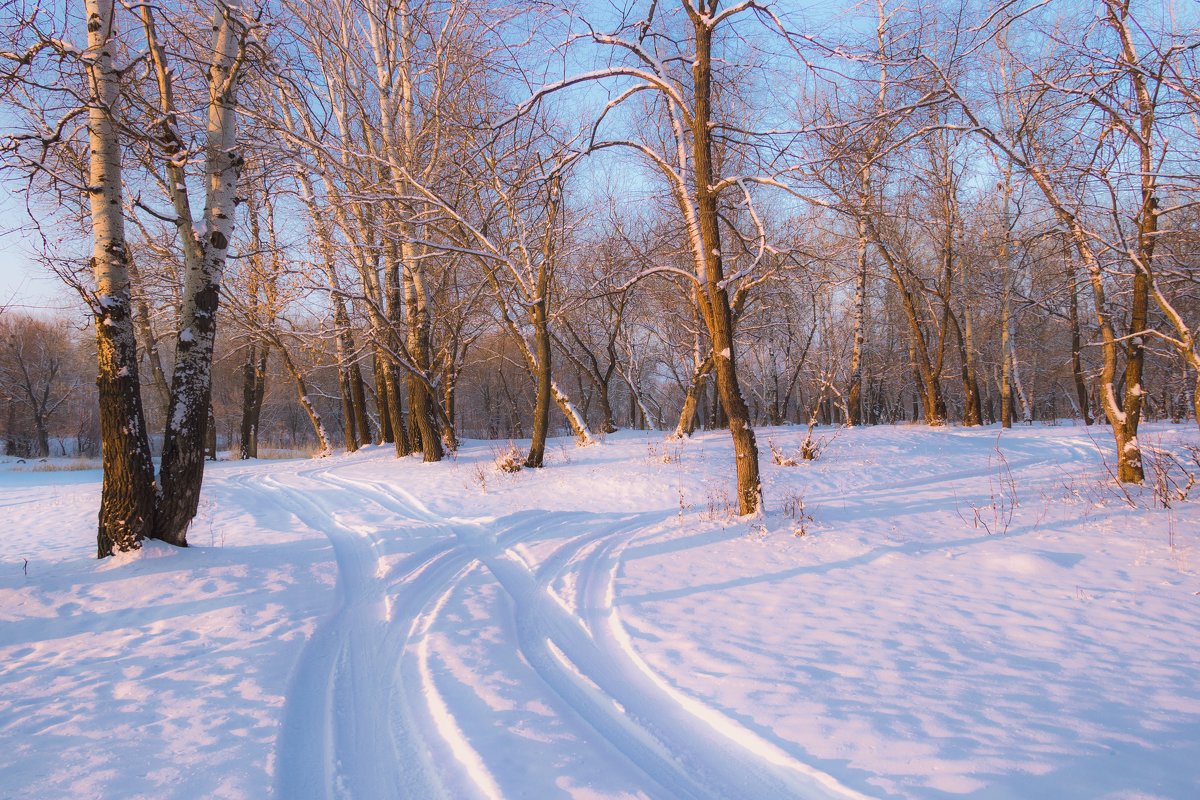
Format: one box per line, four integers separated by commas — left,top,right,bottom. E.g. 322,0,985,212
673,355,713,438
374,353,393,444
95,298,158,558
206,404,218,460
408,372,443,461
339,366,359,452
239,342,268,458
526,305,552,468
383,362,411,456
1065,246,1092,425
1118,268,1149,482
155,281,222,547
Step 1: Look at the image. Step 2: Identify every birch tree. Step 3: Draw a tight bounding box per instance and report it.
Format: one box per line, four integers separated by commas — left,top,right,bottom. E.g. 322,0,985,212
138,1,255,542
1,0,159,555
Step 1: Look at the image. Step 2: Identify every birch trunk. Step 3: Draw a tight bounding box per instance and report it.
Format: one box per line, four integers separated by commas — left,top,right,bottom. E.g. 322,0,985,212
154,6,246,544
402,254,443,461
846,213,868,427
86,0,157,557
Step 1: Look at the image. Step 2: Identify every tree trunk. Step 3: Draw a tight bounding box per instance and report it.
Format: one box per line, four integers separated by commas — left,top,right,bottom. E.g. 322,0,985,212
397,237,443,461
958,238,983,426
1064,240,1092,425
86,0,157,558
846,213,868,427
690,15,760,515
526,303,552,468
1117,268,1149,482
206,404,218,460
350,360,372,445
382,361,411,456
1011,335,1033,424
374,353,393,444
338,367,359,452
152,6,245,546
672,355,713,439
945,307,981,426
239,342,267,458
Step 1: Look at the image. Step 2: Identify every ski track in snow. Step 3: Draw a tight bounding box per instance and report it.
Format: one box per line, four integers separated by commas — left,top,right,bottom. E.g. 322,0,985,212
259,431,1107,800
239,454,873,800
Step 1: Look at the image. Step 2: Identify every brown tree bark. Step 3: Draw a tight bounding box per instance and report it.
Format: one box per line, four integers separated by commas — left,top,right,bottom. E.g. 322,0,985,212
239,341,268,459
374,353,394,444
689,8,760,515
526,297,552,468
672,354,713,439
1064,237,1092,425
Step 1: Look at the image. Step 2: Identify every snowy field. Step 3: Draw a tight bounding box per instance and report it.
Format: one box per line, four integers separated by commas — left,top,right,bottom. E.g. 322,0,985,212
1,424,1198,800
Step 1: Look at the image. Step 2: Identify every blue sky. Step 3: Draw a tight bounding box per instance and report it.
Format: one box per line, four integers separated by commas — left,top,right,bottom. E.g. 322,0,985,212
0,185,73,315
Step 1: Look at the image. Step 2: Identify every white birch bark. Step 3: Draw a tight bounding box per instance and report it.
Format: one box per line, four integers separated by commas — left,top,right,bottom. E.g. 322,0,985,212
86,0,157,557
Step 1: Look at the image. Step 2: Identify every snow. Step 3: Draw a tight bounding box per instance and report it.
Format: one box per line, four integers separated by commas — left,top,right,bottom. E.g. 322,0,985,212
1,424,1198,799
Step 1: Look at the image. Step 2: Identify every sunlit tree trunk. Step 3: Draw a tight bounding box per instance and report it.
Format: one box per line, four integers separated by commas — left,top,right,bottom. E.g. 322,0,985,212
689,7,760,514
151,4,247,545
846,212,868,427
86,0,157,557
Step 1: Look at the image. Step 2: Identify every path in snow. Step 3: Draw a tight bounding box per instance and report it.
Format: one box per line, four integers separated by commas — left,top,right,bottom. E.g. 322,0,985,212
240,456,871,800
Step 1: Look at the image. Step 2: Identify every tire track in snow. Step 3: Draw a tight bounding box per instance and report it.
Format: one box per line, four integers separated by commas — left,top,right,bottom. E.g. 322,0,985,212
458,515,873,800
231,463,482,799
245,462,560,799
240,469,417,800
803,432,1095,507
237,456,874,799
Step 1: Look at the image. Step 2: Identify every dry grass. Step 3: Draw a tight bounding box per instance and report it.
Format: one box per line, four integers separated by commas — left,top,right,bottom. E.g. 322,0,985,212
255,447,320,460
7,459,103,473
493,443,524,473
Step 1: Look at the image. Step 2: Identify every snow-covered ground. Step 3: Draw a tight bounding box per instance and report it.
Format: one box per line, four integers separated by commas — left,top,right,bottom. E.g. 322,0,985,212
1,424,1198,799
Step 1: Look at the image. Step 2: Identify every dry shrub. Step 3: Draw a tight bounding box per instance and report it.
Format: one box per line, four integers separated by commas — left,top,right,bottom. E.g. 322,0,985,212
493,443,524,473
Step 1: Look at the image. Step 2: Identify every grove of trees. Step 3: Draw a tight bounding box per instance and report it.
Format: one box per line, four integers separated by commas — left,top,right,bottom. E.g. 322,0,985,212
1,0,1197,555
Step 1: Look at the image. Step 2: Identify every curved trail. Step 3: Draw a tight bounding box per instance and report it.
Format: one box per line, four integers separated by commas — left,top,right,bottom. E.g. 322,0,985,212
232,454,875,799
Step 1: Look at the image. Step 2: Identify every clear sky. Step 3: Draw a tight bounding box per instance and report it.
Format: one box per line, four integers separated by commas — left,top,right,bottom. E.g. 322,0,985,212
0,184,76,317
